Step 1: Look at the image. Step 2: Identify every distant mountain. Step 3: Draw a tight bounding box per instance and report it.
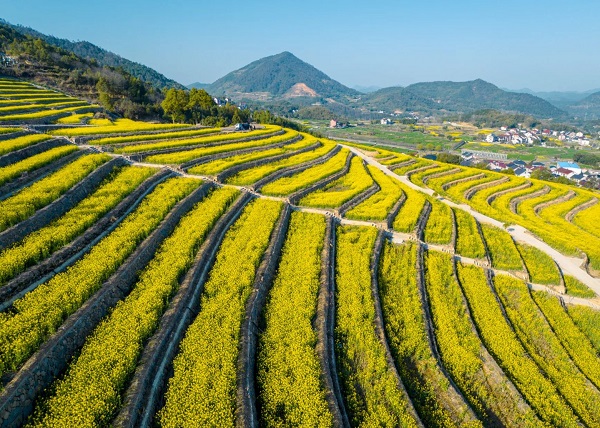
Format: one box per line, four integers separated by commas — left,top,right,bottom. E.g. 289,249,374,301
352,85,381,93
207,51,359,102
0,19,185,90
360,87,441,113
506,87,600,108
378,79,567,119
566,91,600,120
187,82,211,90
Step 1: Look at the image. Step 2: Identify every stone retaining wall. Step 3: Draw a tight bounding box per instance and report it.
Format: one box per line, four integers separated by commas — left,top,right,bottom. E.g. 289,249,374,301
315,218,350,427
485,269,517,333
0,183,214,428
406,164,438,180
338,182,380,217
486,181,532,205
475,219,493,267
464,177,509,201
370,232,423,427
565,198,598,223
113,193,252,427
0,169,172,308
0,149,86,201
337,162,380,216
180,134,302,171
533,190,575,215
509,186,550,214
450,207,458,252
216,141,320,183
0,107,100,126
422,168,461,185
27,124,89,133
0,138,69,168
389,159,416,172
414,200,432,241
288,153,353,205
127,129,285,162
442,173,486,192
0,131,30,143
0,157,127,251
74,126,202,144
252,145,341,191
386,193,407,230
236,204,291,428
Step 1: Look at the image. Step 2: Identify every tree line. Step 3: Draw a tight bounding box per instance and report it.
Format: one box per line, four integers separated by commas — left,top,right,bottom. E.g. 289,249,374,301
161,88,309,130
161,88,249,126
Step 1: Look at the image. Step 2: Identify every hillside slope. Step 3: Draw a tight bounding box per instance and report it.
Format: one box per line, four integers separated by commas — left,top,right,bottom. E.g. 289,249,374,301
208,51,360,102
0,79,599,428
567,91,600,119
387,79,566,118
359,86,442,113
0,23,163,119
1,19,184,90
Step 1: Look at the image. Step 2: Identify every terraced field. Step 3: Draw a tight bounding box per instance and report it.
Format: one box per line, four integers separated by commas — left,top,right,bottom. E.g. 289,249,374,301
0,79,98,122
0,77,599,427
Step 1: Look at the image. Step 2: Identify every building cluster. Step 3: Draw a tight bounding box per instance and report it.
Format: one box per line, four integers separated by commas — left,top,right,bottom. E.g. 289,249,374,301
461,151,599,187
0,52,16,67
211,97,246,110
329,119,350,129
485,126,593,147
212,97,230,106
461,150,600,187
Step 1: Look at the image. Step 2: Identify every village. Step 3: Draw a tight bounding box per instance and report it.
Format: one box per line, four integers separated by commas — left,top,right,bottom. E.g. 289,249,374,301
460,151,600,188
483,126,596,147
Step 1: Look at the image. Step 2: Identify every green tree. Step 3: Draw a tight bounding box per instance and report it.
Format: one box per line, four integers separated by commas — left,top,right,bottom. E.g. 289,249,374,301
187,88,214,124
126,76,146,103
573,152,599,167
437,153,460,164
530,169,555,181
96,78,114,111
162,88,189,123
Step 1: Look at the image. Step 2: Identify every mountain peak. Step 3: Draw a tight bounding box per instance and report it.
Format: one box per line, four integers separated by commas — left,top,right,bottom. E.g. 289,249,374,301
471,78,498,89
276,51,296,58
208,52,358,101
402,80,566,118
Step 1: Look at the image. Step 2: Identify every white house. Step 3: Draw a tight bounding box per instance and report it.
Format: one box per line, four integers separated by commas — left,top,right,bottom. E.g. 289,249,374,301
486,133,498,143
557,162,582,175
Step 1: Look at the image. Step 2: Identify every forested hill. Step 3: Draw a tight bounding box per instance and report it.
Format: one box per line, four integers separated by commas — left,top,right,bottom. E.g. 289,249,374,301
359,86,442,113
567,91,600,120
0,19,185,90
207,51,360,102
0,23,165,119
202,53,569,120
187,82,210,90
403,79,567,119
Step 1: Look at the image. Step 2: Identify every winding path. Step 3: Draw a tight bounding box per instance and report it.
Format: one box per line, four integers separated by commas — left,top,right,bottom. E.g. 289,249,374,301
344,145,600,294
89,143,600,303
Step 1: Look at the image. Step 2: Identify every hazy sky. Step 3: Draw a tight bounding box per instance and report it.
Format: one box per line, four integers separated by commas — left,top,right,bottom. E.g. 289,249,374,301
1,0,598,91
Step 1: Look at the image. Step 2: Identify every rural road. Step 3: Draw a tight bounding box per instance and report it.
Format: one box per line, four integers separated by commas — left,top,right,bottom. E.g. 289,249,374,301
345,145,600,296
96,143,600,304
